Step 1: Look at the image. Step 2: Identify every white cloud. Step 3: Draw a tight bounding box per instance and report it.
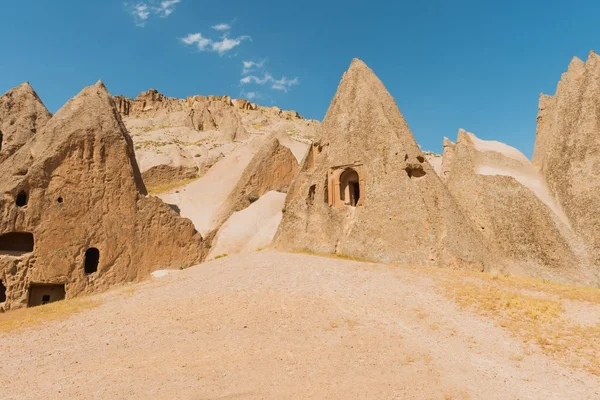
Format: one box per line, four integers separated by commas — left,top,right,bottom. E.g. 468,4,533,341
240,73,299,92
154,0,181,17
181,33,211,50
212,36,250,55
212,23,231,31
242,59,266,75
272,76,299,92
129,3,150,26
246,92,257,100
126,0,180,26
181,32,250,55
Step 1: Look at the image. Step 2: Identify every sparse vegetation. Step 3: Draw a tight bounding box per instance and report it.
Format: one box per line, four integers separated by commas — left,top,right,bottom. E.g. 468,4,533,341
0,298,102,333
147,176,200,195
214,254,228,260
436,269,600,376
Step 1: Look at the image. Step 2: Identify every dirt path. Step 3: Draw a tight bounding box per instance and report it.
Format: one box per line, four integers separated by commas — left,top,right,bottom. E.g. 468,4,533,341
1,251,598,399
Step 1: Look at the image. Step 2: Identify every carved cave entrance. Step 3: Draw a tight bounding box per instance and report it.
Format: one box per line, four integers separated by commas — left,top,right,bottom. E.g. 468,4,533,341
0,280,6,303
0,232,34,256
339,168,360,207
84,248,100,274
28,284,66,307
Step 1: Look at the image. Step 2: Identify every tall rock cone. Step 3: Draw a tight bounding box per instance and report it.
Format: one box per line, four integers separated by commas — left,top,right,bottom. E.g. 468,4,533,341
0,81,207,311
533,52,600,268
274,59,493,269
0,82,52,164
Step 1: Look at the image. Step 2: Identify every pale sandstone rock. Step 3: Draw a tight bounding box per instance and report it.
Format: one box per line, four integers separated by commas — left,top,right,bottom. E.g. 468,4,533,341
533,51,600,269
443,129,597,284
212,135,299,228
0,81,207,310
208,190,286,259
113,90,317,189
274,59,493,270
0,82,52,164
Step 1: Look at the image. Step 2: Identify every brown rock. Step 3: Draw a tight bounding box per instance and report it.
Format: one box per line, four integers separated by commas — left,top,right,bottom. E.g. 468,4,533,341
0,82,52,164
0,81,207,311
273,59,492,269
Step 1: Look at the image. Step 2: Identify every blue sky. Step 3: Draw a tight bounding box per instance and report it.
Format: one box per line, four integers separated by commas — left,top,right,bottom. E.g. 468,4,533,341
1,0,599,156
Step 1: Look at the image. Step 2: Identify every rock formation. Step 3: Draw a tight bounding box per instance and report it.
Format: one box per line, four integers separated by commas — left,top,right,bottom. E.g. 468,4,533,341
113,89,316,189
208,190,286,260
274,59,493,270
212,135,299,228
442,130,596,284
0,83,52,164
0,81,207,311
533,51,600,269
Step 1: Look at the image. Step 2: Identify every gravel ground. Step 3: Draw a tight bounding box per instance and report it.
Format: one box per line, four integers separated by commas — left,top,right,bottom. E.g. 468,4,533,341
1,251,598,399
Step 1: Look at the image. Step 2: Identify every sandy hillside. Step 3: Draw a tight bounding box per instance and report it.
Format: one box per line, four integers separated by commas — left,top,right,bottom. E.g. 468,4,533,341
1,251,599,399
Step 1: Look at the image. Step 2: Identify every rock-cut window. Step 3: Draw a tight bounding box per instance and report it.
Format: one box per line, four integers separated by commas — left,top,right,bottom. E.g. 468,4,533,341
84,248,100,274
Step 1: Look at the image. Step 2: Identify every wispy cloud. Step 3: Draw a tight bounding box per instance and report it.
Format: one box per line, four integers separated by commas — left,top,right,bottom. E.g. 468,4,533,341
129,3,150,26
242,59,266,75
154,0,181,17
126,0,181,26
212,23,231,31
240,73,299,92
181,32,251,55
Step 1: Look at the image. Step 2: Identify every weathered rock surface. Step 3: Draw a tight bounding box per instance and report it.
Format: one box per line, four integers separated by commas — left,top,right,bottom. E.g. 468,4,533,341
0,82,207,311
274,59,493,270
0,83,52,164
212,135,299,228
533,51,600,269
443,130,597,284
113,89,318,189
208,191,286,260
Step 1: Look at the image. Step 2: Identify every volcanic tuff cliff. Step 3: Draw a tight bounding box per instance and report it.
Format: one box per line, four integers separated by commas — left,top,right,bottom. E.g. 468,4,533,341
0,81,207,311
442,129,596,284
113,89,319,188
533,51,600,271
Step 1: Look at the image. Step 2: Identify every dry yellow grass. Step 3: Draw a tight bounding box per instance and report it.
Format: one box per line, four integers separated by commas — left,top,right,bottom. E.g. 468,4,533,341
292,249,376,264
0,297,102,333
147,177,199,195
438,271,600,376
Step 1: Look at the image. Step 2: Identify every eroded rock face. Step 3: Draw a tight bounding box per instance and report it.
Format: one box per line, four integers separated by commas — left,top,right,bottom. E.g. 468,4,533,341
274,59,493,270
443,130,597,284
113,89,316,189
533,52,600,269
0,82,207,311
0,83,52,164
213,135,299,228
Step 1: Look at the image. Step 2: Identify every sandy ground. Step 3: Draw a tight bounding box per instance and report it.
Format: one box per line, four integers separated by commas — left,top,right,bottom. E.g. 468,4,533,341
1,251,598,399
